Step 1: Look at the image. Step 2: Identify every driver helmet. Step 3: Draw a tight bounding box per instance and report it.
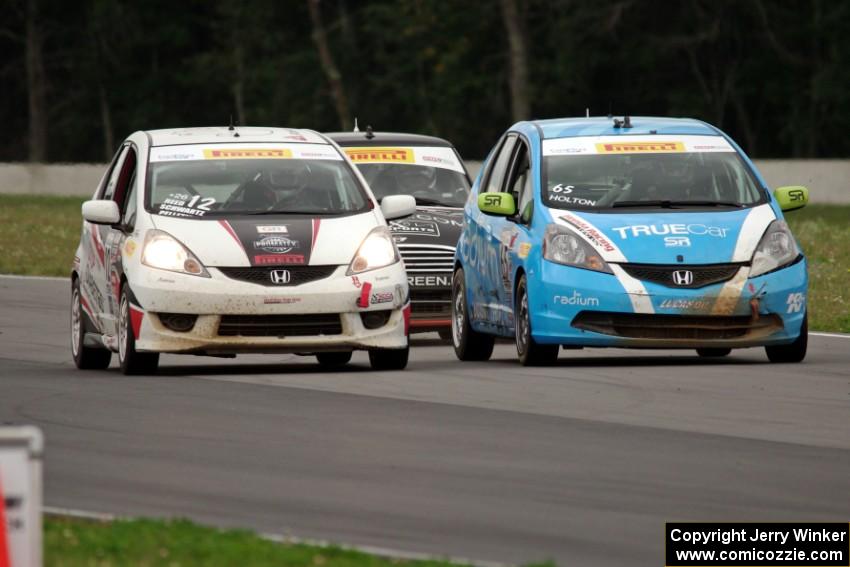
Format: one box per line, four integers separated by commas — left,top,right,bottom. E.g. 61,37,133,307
395,165,437,195
266,161,312,194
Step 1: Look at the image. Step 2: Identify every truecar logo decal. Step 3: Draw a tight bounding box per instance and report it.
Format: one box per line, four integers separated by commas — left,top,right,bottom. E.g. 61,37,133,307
554,291,600,306
612,224,729,239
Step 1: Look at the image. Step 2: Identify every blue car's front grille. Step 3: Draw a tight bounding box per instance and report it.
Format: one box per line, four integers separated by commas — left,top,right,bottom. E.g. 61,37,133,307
619,263,742,289
571,311,783,340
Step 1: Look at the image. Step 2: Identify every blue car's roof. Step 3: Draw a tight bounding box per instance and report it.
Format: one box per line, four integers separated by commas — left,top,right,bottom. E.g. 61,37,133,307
530,116,720,139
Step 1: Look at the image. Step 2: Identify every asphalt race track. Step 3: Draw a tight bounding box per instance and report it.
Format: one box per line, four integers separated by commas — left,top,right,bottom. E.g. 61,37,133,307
1,275,848,566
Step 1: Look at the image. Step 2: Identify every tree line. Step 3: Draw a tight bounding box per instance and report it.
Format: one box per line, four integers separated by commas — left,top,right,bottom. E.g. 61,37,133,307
1,0,848,163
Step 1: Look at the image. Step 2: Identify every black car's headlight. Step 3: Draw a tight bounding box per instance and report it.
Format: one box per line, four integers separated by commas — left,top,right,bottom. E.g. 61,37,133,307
750,220,800,277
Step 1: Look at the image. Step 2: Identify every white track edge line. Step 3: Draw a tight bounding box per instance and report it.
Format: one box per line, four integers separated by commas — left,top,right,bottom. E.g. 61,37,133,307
42,506,511,567
809,331,850,339
0,273,66,281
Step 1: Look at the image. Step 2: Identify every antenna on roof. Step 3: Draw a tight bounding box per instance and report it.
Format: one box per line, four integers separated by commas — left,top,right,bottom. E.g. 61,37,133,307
586,107,590,118
607,102,613,119
228,115,235,131
353,117,359,133
365,125,375,140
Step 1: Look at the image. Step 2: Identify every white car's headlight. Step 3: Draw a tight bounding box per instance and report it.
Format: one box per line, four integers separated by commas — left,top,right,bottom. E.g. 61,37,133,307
543,224,612,273
750,220,800,277
141,229,209,277
347,226,400,275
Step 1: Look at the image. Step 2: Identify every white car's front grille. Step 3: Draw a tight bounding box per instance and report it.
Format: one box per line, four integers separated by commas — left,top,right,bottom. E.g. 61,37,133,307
398,244,455,273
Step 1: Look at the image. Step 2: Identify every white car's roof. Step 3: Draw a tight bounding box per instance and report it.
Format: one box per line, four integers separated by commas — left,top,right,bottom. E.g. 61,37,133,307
146,127,328,147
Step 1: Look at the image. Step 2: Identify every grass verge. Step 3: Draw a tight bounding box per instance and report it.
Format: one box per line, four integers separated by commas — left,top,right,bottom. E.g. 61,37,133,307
44,516,512,567
0,195,847,332
0,194,85,277
784,205,850,333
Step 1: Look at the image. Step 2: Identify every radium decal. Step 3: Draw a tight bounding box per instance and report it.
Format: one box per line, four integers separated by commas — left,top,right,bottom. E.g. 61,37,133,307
553,291,599,306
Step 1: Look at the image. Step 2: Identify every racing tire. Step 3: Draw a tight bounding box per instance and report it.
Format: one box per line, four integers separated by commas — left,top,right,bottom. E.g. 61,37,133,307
316,351,352,367
451,268,494,361
515,275,559,367
71,279,112,370
118,283,160,375
696,348,732,358
437,329,453,343
765,312,807,363
368,347,409,370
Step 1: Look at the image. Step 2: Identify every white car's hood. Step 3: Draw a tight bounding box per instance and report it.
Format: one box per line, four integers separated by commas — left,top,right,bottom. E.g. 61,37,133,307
151,211,381,267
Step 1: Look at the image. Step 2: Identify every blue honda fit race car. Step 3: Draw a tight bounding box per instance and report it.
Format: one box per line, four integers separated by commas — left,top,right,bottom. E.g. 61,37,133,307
451,116,810,366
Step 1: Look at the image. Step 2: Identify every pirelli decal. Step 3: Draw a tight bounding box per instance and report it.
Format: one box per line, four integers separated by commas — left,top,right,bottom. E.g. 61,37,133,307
202,148,293,159
595,141,685,154
344,147,414,163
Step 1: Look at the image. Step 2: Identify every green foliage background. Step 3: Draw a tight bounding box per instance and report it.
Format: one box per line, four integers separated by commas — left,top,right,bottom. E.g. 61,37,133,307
1,0,849,161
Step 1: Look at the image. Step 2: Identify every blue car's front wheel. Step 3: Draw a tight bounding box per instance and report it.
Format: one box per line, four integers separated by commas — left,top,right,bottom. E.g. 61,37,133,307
451,268,494,361
765,312,808,363
515,275,559,367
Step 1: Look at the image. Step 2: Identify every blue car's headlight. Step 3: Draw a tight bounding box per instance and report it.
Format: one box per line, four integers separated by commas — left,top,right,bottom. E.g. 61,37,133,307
750,220,800,277
543,224,612,273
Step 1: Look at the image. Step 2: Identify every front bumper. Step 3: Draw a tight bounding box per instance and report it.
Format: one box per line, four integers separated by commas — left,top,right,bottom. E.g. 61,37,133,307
130,263,409,353
408,283,452,332
529,259,807,348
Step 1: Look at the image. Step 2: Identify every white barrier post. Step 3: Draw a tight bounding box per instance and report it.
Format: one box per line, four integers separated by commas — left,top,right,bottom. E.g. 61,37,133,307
0,426,43,567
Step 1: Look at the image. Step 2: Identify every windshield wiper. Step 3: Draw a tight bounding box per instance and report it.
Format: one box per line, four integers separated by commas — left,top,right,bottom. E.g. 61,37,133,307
611,200,743,209
414,197,457,207
242,210,340,216
665,200,745,208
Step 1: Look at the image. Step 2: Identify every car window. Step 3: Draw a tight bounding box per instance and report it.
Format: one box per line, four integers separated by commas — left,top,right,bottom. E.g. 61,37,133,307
541,135,766,211
111,147,137,212
101,146,130,201
342,145,470,207
121,172,138,228
354,164,469,207
483,135,517,194
146,143,369,218
505,140,532,221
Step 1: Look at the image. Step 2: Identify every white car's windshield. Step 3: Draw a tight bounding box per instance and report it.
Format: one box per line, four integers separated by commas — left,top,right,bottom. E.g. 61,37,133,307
342,146,469,208
542,136,766,211
146,144,369,218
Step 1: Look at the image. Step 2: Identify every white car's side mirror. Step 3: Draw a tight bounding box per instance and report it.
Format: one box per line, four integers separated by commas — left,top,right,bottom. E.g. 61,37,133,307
82,200,120,225
381,195,416,220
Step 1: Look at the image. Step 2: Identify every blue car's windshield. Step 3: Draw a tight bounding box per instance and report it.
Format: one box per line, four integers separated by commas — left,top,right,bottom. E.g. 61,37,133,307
542,137,765,211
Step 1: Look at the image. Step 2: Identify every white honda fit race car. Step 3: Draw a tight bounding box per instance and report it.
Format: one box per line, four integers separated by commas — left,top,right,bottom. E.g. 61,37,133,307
71,127,416,374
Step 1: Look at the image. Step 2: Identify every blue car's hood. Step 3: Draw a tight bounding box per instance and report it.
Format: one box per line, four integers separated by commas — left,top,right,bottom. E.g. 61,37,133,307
553,204,777,264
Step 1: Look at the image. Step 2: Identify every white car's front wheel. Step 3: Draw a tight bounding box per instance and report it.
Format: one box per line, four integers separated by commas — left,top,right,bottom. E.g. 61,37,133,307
368,347,409,370
118,283,159,375
71,279,111,370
